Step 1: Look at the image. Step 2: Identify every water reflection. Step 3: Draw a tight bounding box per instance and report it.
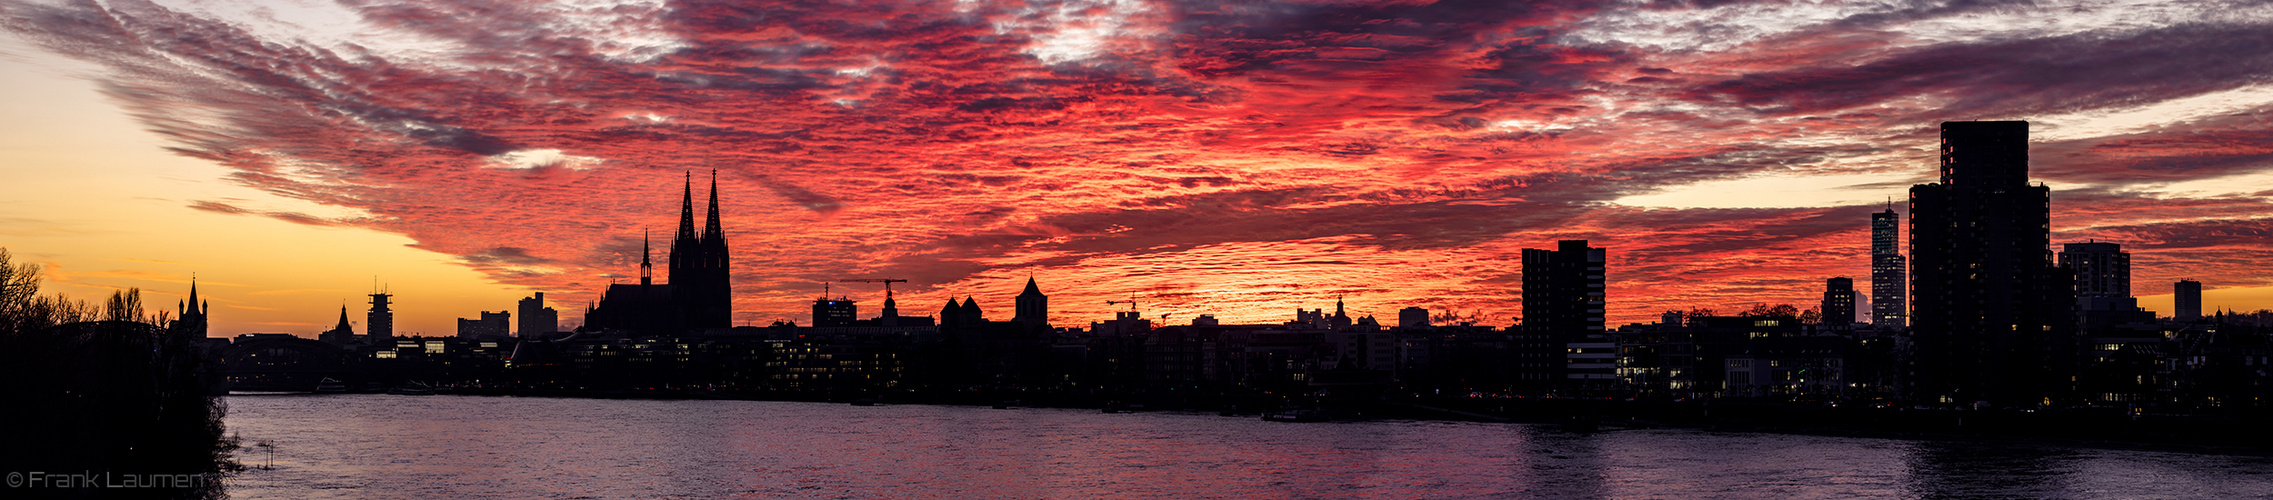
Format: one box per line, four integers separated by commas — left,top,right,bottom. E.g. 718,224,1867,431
1903,441,2085,499
219,396,2273,499
1514,428,1608,499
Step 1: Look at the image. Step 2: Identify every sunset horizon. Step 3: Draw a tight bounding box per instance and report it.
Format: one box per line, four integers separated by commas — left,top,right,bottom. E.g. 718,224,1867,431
4,0,2268,336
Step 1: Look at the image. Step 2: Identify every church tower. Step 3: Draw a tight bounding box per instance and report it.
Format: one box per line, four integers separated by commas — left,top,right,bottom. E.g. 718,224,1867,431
1014,276,1049,331
319,305,355,346
667,171,733,329
171,277,209,341
699,170,732,327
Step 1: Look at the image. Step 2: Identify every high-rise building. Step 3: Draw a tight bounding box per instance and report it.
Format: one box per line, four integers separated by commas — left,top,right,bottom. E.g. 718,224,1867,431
1013,276,1049,331
2059,242,2129,299
2058,241,2153,332
368,290,394,346
1907,121,2078,406
1821,277,1856,329
1521,240,1608,391
2176,279,2203,321
517,292,557,338
1398,306,1430,329
1871,208,1907,328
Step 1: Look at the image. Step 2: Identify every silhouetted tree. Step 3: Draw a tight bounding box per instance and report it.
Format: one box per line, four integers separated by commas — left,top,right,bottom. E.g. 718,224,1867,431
0,248,232,499
1799,307,1824,325
106,287,147,323
1739,303,1800,317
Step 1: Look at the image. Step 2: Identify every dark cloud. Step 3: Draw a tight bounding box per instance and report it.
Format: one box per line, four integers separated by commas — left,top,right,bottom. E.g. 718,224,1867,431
1686,23,2273,118
463,247,553,265
7,0,2272,325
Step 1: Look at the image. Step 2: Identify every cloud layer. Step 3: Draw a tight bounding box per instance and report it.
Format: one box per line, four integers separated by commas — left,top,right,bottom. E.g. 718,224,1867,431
7,0,2271,326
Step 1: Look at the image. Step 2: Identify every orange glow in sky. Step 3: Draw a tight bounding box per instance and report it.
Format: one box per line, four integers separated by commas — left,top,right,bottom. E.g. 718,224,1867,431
3,0,2270,337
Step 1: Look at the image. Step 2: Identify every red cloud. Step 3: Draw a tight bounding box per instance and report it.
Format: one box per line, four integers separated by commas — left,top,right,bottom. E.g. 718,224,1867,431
5,0,2270,327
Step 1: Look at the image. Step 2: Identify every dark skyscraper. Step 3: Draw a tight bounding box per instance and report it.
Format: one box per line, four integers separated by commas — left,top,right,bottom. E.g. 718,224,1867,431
1821,277,1856,328
1521,240,1608,390
1908,121,2078,406
2060,242,2152,332
1014,276,1049,331
2059,242,2129,299
368,289,394,346
2175,279,2203,321
517,292,557,338
1871,207,1906,328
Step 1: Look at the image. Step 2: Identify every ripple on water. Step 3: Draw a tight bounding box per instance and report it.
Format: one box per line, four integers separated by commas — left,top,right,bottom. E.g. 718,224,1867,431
220,395,2273,499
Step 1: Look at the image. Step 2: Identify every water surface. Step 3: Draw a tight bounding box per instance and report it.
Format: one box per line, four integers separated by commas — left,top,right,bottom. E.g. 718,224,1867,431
221,395,2273,499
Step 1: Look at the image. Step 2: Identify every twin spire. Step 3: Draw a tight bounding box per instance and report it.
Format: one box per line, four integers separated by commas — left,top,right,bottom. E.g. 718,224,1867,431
675,170,727,245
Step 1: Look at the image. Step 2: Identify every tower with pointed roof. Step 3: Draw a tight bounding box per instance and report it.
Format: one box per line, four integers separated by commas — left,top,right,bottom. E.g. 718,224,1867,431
1014,276,1048,331
171,277,209,340
940,297,962,327
319,305,355,346
667,170,734,329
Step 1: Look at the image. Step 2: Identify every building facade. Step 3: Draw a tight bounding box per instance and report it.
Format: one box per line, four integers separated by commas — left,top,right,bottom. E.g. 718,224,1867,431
2176,279,2203,321
1907,121,2079,406
457,310,510,338
367,291,393,347
517,292,557,338
1521,240,1608,391
1871,208,1907,328
1821,277,1856,329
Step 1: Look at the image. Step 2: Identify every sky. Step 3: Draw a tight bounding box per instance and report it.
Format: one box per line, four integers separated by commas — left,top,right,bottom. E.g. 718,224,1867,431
2,0,2270,337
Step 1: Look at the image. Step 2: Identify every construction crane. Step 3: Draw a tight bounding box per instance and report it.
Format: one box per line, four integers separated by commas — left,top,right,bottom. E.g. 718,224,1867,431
1106,293,1140,314
840,278,909,298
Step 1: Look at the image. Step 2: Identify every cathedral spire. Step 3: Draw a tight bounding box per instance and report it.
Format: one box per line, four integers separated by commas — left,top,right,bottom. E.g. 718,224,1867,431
677,171,697,243
640,230,653,286
704,170,725,245
333,305,353,334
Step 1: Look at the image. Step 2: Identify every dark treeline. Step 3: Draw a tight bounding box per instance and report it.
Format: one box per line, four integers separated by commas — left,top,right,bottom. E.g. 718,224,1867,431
0,249,231,499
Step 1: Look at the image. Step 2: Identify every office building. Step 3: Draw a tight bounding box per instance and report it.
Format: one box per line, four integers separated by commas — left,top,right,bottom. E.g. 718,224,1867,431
1521,240,1609,390
2176,279,2203,321
1821,277,1856,329
1871,208,1906,328
1907,121,2079,406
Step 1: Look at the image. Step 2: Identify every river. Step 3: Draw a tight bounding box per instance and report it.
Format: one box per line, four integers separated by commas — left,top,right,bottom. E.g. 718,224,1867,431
219,394,2272,499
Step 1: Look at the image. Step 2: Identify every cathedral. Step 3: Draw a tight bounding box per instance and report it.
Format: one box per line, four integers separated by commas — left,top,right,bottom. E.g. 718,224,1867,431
583,172,734,333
